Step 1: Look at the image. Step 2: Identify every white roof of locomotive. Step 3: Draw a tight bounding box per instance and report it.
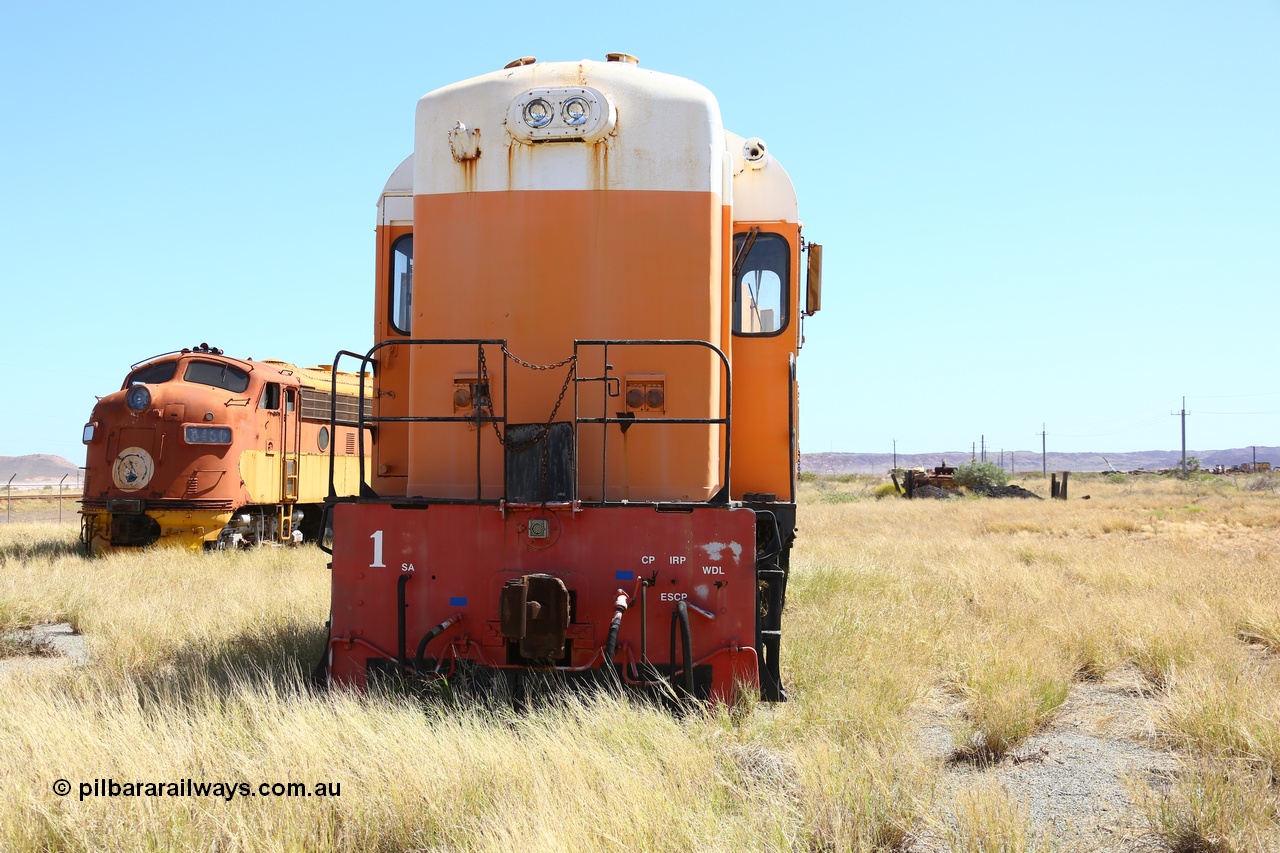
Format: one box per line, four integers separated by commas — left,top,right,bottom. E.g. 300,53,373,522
413,57,724,196
380,57,799,226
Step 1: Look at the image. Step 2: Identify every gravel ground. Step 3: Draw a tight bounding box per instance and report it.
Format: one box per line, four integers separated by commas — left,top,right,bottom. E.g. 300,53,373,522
910,667,1178,851
0,622,88,676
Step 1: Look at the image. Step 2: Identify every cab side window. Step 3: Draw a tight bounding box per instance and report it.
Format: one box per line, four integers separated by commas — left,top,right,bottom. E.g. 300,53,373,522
390,235,413,335
261,382,281,410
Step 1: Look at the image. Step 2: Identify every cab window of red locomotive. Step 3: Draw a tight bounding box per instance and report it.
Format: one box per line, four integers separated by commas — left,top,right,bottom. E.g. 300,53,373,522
390,235,413,335
261,383,281,410
731,232,788,336
285,389,295,413
184,361,250,393
124,361,178,388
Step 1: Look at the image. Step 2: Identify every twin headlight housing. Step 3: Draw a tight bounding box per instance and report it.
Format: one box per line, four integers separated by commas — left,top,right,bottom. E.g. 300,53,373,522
508,87,616,143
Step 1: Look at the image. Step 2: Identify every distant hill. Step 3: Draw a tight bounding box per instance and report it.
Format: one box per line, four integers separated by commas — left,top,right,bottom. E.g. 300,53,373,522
0,455,80,484
5,447,1276,485
801,447,1280,476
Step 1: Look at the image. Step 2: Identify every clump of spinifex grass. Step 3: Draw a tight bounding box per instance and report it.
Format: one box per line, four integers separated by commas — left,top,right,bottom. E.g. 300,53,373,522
946,634,1072,761
1138,757,1280,853
942,779,1055,853
1157,658,1280,781
795,735,933,850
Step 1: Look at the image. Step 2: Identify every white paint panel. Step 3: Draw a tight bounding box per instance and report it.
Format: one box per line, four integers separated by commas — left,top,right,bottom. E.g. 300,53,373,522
413,60,725,196
725,131,799,223
379,194,412,225
378,154,414,225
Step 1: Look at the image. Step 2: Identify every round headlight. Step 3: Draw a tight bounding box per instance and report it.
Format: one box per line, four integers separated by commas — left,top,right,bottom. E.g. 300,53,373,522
126,385,151,413
562,97,591,126
523,98,553,128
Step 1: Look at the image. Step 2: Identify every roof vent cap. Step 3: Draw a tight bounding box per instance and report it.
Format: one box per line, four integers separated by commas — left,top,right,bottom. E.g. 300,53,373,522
605,53,639,65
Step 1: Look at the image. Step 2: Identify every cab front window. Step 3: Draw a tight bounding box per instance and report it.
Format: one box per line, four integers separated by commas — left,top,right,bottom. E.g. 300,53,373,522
124,361,178,388
184,361,250,393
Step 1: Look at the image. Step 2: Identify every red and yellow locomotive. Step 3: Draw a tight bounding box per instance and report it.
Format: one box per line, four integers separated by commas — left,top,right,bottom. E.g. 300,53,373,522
81,345,370,554
322,55,822,701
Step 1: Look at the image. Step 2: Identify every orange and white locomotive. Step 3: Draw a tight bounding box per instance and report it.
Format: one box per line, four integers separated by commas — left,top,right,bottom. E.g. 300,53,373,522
323,54,822,702
81,345,370,554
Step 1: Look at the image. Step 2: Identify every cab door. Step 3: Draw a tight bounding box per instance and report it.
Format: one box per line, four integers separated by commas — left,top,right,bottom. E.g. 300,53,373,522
728,226,800,502
282,386,300,501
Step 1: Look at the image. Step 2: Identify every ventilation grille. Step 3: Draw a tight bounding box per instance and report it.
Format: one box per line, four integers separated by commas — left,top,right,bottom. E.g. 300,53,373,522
299,387,369,426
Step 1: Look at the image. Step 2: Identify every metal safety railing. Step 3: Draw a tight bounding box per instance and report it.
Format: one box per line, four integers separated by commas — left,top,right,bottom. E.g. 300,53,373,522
572,340,732,506
326,340,509,506
324,338,734,509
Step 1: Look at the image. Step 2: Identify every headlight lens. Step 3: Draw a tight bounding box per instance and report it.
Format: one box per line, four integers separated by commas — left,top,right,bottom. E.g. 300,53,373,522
82,423,96,443
523,98,553,128
126,386,151,413
184,425,232,445
562,97,591,126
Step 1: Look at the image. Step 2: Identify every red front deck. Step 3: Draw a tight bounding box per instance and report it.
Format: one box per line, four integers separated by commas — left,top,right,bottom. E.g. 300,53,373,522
327,502,759,700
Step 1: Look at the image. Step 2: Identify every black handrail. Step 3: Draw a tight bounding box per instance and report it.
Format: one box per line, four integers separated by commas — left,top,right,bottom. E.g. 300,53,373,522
573,339,731,506
325,337,732,508
325,340,507,503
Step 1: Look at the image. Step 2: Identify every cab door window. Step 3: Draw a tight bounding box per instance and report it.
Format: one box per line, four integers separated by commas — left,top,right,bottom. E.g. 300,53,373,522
731,231,789,336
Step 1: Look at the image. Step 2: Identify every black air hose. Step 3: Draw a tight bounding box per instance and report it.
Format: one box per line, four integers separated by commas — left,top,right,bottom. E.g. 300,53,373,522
414,614,461,672
603,590,629,663
669,600,694,696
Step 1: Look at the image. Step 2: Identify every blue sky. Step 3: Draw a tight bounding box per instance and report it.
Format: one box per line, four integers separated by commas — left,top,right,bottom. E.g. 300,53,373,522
2,1,1277,464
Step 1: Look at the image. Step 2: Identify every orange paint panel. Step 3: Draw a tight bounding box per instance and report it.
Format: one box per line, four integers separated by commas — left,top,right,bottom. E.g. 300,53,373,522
372,223,413,495
405,189,725,501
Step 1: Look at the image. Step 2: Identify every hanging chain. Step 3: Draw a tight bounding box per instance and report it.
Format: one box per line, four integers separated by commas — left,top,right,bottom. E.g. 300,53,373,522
477,345,577,453
500,346,575,373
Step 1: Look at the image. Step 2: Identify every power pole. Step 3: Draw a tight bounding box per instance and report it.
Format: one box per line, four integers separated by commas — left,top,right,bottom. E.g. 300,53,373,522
981,435,986,463
893,439,897,471
1041,424,1047,478
972,442,976,462
1171,397,1188,476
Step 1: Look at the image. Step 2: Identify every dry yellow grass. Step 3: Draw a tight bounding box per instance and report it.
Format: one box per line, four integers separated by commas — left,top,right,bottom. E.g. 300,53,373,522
0,473,1277,851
